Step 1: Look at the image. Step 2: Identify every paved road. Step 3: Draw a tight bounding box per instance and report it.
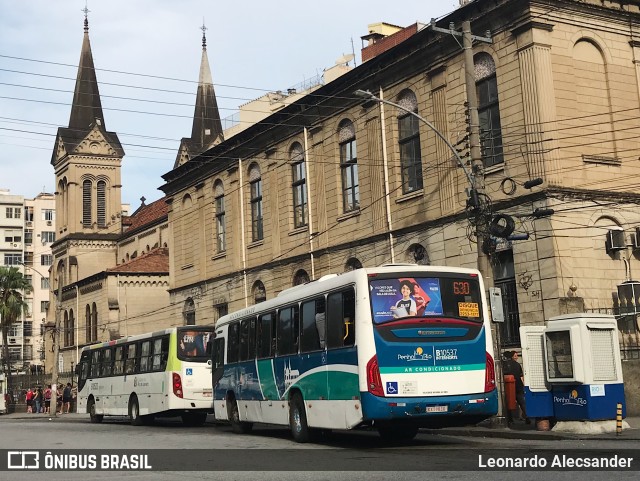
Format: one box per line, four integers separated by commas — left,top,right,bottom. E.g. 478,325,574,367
0,414,638,480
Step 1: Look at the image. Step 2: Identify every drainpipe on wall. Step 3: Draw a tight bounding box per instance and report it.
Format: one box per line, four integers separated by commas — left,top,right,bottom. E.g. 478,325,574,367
303,127,316,279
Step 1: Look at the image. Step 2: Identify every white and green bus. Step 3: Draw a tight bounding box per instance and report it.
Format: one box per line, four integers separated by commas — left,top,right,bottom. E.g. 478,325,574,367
76,326,214,426
211,265,498,442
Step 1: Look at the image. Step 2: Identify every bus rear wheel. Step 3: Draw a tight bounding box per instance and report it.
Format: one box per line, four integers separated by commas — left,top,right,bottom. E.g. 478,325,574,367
377,425,419,444
182,412,207,427
228,398,252,434
88,398,103,423
129,396,144,426
289,394,311,443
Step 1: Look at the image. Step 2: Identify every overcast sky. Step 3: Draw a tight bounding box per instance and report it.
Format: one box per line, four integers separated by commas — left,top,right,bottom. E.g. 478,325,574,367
0,0,458,208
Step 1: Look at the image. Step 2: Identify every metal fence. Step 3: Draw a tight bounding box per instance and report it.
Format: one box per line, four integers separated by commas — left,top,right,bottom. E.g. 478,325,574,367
2,370,76,414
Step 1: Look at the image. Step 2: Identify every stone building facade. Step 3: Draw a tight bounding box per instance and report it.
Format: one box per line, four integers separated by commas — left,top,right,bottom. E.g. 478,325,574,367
161,0,640,363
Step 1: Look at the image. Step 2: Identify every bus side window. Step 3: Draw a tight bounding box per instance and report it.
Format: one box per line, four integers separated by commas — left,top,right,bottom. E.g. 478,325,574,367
277,306,297,356
91,350,101,378
300,298,323,352
212,337,225,369
139,341,151,373
125,343,137,374
101,348,113,377
227,323,240,363
114,346,124,375
256,313,275,359
343,288,355,346
151,338,164,371
327,288,355,348
239,319,251,362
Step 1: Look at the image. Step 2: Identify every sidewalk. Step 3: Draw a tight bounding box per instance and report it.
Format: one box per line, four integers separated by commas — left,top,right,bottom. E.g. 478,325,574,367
1,411,638,440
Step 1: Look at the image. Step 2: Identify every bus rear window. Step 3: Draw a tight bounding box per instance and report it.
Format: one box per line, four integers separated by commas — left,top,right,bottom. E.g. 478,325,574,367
177,328,214,361
369,276,482,324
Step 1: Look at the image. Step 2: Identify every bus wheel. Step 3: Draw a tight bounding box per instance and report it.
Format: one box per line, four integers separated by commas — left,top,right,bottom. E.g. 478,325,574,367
182,412,207,427
289,394,311,443
228,399,252,434
129,395,143,426
377,425,418,444
88,398,103,423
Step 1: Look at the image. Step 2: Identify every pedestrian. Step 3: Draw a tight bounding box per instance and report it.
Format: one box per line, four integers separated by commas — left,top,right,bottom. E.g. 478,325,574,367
33,386,43,414
502,350,530,425
44,385,52,414
56,385,63,414
25,388,33,413
62,383,72,414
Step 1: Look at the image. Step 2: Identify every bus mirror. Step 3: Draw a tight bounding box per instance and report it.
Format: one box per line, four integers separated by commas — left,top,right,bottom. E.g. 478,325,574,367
74,365,81,375
207,359,212,369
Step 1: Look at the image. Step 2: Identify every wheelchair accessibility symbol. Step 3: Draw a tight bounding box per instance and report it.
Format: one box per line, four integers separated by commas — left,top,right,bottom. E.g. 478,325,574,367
386,382,398,395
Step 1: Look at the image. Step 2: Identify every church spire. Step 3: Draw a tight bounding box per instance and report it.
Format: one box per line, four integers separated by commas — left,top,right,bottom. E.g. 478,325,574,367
190,21,223,147
68,6,105,130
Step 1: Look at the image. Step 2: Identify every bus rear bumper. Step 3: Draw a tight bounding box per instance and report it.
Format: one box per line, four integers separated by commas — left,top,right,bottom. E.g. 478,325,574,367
360,390,498,427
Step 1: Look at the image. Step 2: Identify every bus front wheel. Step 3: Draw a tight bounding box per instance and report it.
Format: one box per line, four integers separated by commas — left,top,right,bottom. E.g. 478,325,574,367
88,398,103,423
228,398,252,434
289,394,311,443
129,396,144,426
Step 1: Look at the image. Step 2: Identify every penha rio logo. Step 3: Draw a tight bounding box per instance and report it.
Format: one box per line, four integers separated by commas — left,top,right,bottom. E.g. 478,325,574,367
554,389,587,406
398,346,433,362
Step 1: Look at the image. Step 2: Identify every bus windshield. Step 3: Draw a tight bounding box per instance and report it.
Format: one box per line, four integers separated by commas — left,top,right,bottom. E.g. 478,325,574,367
369,275,483,324
177,328,214,361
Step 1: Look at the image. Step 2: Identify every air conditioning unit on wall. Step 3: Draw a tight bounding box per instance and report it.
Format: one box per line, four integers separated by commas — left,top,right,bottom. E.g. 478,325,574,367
606,229,625,253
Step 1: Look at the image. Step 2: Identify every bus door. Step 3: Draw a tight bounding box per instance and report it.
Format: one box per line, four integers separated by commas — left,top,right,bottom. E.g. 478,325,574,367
177,328,215,401
325,288,358,401
368,275,488,398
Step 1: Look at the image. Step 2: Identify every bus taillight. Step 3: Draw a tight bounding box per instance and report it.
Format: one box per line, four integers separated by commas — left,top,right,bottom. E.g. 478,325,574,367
484,351,496,392
366,355,384,397
173,372,183,398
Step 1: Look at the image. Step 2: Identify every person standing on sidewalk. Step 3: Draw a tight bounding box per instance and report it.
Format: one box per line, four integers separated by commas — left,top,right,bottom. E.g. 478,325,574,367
62,383,72,414
33,386,43,414
44,385,52,414
502,351,530,425
25,388,33,413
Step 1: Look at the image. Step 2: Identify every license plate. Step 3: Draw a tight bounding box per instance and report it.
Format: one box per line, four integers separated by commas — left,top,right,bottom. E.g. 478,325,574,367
426,405,448,413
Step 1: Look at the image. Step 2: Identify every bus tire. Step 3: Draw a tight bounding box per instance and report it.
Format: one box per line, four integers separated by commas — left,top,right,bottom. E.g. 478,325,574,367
289,394,311,443
129,395,143,426
377,425,418,444
182,412,207,427
88,398,103,423
228,398,252,434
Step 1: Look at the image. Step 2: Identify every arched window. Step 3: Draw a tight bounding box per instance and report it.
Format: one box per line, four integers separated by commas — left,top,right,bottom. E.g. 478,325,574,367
183,298,195,326
290,143,307,228
214,180,226,252
406,243,429,265
338,120,359,212
345,257,363,272
63,311,69,347
474,53,503,167
97,180,106,227
249,164,263,241
68,309,75,347
252,280,266,304
397,90,423,193
91,302,98,342
293,269,310,286
85,305,91,343
82,180,92,226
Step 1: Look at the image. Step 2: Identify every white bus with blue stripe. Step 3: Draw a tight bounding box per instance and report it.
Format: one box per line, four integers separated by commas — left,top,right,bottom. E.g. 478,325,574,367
211,265,497,442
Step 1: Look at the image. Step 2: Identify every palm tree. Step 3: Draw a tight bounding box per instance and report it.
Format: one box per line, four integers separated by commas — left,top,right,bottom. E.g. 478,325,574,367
0,266,32,389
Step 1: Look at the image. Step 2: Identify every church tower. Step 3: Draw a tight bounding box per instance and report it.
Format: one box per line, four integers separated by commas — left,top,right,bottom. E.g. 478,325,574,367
174,23,224,167
50,11,124,285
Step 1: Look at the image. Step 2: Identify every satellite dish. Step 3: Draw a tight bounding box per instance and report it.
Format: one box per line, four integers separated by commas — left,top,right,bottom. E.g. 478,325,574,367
336,53,355,66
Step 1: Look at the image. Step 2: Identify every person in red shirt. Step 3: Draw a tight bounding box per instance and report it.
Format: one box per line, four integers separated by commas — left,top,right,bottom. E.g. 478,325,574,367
25,388,33,413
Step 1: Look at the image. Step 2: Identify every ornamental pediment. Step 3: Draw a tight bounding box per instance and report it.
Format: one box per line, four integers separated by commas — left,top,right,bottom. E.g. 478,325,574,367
74,128,117,156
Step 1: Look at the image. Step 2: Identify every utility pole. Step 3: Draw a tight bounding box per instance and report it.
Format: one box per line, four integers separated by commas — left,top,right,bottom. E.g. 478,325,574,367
50,269,63,417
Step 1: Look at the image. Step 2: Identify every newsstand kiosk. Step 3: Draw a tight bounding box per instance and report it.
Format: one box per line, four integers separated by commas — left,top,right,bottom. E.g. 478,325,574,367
519,313,625,422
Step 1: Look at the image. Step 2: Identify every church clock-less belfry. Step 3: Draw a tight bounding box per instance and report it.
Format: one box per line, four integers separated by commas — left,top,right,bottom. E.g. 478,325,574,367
50,11,124,293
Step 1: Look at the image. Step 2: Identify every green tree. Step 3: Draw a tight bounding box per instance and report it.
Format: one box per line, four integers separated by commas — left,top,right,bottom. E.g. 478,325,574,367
0,266,32,388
